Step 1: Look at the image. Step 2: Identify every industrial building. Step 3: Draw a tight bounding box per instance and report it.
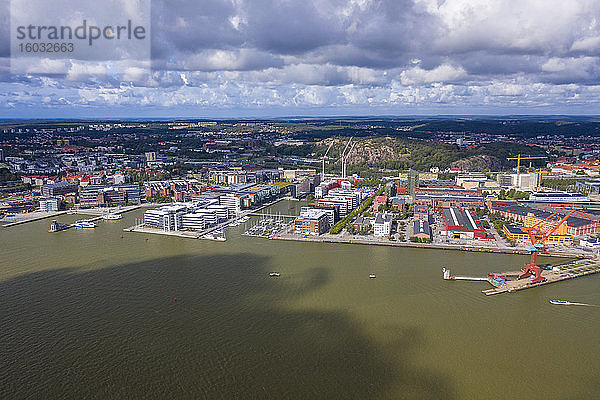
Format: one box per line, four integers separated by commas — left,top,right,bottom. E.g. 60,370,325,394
41,181,78,198
528,192,590,203
79,184,142,208
576,181,600,194
413,193,484,209
489,201,600,236
503,224,573,245
441,207,488,240
412,220,432,241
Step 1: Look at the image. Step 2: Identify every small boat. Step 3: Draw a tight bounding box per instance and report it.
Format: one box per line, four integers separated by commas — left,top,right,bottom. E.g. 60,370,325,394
74,219,96,228
550,300,572,305
269,272,281,277
369,274,376,279
103,213,122,221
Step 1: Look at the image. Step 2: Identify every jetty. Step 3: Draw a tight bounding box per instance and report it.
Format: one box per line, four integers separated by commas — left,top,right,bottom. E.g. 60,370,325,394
443,260,600,296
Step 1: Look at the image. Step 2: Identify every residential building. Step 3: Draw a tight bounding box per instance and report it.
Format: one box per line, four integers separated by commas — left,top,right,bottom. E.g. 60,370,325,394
39,197,60,212
373,213,393,237
373,196,388,212
414,205,430,221
294,209,329,235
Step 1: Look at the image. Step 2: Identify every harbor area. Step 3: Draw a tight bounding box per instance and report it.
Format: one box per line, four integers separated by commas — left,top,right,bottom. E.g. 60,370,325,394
443,259,600,296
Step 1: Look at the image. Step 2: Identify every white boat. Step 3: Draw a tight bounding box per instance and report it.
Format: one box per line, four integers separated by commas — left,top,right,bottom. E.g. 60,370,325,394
74,219,96,228
369,274,376,279
269,272,281,277
103,213,122,221
549,300,590,306
549,300,571,305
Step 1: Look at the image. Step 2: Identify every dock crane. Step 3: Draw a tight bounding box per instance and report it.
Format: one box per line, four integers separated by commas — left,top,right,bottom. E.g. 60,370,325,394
506,155,547,189
520,205,593,283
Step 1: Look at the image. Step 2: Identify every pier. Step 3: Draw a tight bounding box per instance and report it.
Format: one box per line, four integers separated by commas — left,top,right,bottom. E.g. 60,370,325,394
443,261,600,296
482,261,600,295
48,205,142,232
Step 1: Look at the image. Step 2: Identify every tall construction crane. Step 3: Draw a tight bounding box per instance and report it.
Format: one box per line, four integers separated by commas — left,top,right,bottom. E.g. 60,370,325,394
321,141,334,179
520,206,592,283
343,142,357,179
533,167,545,191
340,137,353,179
506,154,547,189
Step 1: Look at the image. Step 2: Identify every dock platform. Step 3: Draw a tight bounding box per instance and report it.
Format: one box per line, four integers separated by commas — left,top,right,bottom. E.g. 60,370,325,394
482,261,600,295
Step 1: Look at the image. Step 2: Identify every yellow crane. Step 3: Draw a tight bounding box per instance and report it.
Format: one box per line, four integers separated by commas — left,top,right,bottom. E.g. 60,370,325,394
533,167,546,191
506,155,547,189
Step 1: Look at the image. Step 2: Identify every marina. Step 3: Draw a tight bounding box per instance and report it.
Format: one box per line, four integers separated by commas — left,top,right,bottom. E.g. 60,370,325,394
243,213,295,239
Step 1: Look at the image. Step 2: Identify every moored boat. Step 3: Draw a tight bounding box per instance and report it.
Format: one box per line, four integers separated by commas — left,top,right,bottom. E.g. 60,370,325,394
74,219,96,228
103,213,122,221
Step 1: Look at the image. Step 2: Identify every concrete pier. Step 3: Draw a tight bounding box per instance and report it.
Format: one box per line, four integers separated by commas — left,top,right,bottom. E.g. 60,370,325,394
481,261,600,295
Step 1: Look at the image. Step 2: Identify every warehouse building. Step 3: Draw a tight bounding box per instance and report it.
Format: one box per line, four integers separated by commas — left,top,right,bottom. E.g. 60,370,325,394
412,220,432,241
503,224,573,245
413,193,484,209
441,207,488,239
490,201,600,236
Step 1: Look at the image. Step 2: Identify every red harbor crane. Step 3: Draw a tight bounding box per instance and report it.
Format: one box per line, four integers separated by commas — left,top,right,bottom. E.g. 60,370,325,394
520,205,593,283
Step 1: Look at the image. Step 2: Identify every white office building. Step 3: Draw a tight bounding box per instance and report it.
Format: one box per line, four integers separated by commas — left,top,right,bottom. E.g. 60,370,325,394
181,213,206,230
143,204,188,231
207,204,229,221
373,213,393,237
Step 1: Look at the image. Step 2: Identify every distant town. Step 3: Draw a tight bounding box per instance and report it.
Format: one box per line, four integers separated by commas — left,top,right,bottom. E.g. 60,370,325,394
2,118,600,258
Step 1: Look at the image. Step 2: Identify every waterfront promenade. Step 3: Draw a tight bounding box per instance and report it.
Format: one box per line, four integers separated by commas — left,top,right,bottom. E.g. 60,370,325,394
273,230,590,259
2,204,146,228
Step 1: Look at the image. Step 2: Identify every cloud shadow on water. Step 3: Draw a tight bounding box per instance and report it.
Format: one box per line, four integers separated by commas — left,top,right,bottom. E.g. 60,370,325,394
0,253,454,399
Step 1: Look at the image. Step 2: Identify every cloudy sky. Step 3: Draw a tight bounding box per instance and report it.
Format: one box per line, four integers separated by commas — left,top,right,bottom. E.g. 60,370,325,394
1,0,600,118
